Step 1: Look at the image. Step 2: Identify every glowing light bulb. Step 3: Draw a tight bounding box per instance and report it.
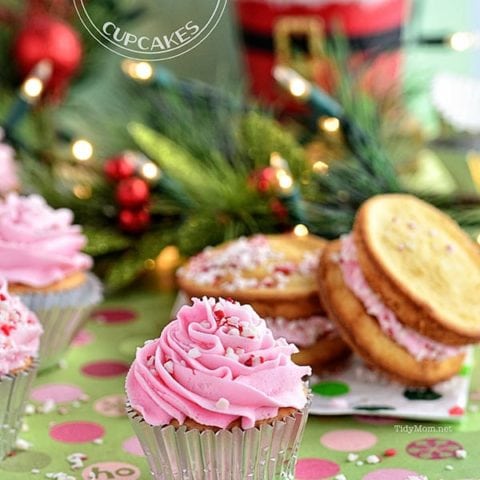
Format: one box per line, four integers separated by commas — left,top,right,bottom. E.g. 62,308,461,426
73,184,92,200
293,224,309,237
141,162,160,180
22,78,44,100
122,60,153,81
277,170,293,191
449,32,476,51
477,233,480,245
313,161,329,174
319,116,340,133
289,78,308,98
72,139,93,161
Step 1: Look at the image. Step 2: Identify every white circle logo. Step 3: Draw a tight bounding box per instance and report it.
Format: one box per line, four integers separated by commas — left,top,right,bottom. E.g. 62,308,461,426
73,0,228,61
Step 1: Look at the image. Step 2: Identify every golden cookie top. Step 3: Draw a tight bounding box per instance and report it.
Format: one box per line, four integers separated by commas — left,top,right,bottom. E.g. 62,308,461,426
177,234,327,298
355,194,480,338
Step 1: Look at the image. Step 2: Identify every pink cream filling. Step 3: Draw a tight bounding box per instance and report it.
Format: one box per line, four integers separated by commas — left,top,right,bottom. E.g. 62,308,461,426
339,234,464,361
265,315,336,347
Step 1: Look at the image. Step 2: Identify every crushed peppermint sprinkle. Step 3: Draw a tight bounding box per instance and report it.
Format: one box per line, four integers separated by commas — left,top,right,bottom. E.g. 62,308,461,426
216,398,230,410
164,360,174,373
188,347,201,359
225,347,239,361
92,438,103,445
31,468,40,474
407,221,417,230
15,438,32,450
445,465,454,471
179,235,320,291
366,455,380,464
455,448,467,459
45,473,76,480
334,475,347,480
355,460,364,466
445,244,455,253
346,453,358,462
265,315,335,347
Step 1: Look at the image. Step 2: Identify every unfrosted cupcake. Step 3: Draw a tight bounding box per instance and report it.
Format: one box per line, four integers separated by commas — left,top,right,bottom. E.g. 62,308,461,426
0,193,102,370
0,278,42,460
126,297,311,480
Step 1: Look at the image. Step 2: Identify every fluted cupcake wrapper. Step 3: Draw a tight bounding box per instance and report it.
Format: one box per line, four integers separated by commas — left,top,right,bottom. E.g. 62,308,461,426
127,398,311,480
0,361,38,461
18,273,103,371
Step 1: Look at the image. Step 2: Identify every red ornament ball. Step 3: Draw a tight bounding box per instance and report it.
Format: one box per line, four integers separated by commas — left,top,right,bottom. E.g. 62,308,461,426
14,14,83,98
104,153,136,181
116,177,150,208
249,167,278,194
118,208,151,234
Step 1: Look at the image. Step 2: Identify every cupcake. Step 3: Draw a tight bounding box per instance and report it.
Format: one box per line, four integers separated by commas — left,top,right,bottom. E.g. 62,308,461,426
0,193,102,370
0,278,42,460
126,297,311,480
319,194,480,386
177,233,350,371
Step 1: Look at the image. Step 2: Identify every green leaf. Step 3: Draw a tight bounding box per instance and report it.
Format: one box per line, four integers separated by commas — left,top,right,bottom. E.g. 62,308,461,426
83,228,131,256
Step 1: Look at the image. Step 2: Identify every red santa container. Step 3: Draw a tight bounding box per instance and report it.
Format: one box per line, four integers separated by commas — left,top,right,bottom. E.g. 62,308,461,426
235,0,410,108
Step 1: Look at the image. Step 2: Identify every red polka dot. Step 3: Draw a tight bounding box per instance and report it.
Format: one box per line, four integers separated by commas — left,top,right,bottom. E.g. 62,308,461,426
122,436,144,456
50,421,105,443
81,360,129,378
72,329,95,347
320,429,377,452
91,308,137,324
30,384,84,404
295,458,340,480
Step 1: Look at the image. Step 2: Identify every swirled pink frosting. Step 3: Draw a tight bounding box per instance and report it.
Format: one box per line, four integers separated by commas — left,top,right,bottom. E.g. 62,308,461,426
0,278,42,376
0,193,92,287
339,234,464,361
126,297,311,429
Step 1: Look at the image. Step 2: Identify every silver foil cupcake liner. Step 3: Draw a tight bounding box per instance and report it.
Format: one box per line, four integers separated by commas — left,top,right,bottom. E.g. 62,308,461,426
18,273,103,371
0,361,38,461
127,398,311,480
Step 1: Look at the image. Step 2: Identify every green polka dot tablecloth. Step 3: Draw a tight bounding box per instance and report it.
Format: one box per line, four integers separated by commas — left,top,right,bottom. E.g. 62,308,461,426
2,291,480,480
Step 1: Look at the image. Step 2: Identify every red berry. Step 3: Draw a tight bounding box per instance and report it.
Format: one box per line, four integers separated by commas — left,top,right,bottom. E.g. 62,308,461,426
104,153,136,181
118,208,151,234
116,177,150,208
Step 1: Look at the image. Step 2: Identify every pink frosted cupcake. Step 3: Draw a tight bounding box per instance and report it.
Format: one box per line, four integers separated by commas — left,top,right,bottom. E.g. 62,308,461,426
0,278,42,460
126,297,311,480
0,193,102,370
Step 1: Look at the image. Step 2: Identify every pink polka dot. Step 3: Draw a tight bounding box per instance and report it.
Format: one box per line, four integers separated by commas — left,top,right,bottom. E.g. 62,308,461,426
81,360,130,378
320,429,377,452
362,468,425,480
72,329,95,347
30,384,84,404
94,394,127,417
295,458,340,480
82,462,140,480
122,436,145,456
50,421,105,443
91,308,137,324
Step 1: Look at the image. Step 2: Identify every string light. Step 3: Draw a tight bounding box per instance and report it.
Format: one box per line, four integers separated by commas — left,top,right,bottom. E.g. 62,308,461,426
276,170,294,191
140,162,161,181
121,60,153,81
273,65,312,100
313,161,329,174
144,259,156,270
448,32,479,52
270,152,289,170
73,184,92,200
319,116,340,133
477,233,480,245
293,224,309,237
20,60,53,103
71,139,94,162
